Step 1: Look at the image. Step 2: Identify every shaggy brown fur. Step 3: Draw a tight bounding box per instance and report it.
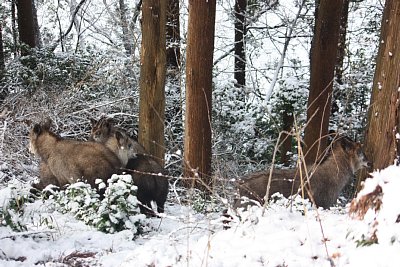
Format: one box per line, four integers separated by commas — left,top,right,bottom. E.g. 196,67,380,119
234,136,369,209
29,119,121,191
89,117,169,215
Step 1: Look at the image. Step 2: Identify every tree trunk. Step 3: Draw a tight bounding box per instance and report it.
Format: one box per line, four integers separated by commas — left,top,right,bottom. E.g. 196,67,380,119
332,0,350,115
11,0,18,56
335,0,349,85
166,0,180,70
303,0,344,164
138,0,166,167
184,0,216,190
165,0,182,152
0,24,4,72
280,111,294,166
32,0,41,47
118,0,132,56
16,0,37,55
358,0,400,185
234,0,247,92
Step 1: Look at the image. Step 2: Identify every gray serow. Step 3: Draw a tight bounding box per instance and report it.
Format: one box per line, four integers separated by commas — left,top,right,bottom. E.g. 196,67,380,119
90,117,169,215
29,119,122,191
234,136,369,209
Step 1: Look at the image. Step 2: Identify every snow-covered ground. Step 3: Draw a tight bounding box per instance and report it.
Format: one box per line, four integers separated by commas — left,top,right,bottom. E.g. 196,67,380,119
1,165,399,267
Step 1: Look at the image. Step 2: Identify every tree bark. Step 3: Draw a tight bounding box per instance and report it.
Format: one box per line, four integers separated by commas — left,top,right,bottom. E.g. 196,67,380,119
335,0,349,86
280,111,294,166
358,0,400,185
234,0,247,92
32,0,41,47
304,0,344,164
16,0,37,55
166,0,180,70
118,0,132,56
138,0,166,167
0,24,4,71
184,0,216,190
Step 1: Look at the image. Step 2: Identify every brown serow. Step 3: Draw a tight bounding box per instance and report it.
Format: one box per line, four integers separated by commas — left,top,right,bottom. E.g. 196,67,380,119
234,136,370,209
89,117,169,215
29,119,122,191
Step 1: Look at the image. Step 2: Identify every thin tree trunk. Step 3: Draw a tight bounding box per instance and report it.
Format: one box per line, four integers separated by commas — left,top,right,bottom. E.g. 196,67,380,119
332,0,350,115
304,0,344,164
165,0,182,152
184,0,216,190
234,0,247,92
32,0,41,47
0,23,5,101
335,0,349,85
0,24,4,71
358,0,400,186
119,0,132,56
166,0,180,70
280,112,294,166
138,0,166,167
11,0,18,56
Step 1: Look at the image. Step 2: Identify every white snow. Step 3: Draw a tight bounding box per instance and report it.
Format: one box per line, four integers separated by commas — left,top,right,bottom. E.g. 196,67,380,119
1,165,400,266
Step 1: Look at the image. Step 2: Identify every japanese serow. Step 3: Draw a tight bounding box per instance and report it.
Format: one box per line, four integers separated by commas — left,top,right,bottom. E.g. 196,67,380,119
90,117,169,215
29,119,121,191
234,136,369,209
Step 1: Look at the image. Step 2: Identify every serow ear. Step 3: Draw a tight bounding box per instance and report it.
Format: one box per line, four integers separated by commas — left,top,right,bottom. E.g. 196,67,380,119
339,136,355,152
42,118,52,130
32,124,42,135
114,131,124,145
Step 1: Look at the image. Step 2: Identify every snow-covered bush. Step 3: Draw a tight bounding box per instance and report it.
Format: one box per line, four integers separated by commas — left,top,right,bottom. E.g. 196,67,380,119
0,181,33,232
54,174,145,235
349,165,400,246
95,174,144,234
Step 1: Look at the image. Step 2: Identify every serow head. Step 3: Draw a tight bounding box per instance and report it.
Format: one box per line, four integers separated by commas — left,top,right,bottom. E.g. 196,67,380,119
89,117,114,142
28,118,52,154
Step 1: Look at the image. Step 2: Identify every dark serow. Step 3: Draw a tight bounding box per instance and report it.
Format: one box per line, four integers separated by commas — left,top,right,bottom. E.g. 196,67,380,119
125,155,169,215
234,136,370,209
90,117,169,215
29,119,122,192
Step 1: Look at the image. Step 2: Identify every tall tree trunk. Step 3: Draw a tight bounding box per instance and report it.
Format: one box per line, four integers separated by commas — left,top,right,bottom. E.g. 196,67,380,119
335,0,349,85
165,0,182,152
11,0,18,56
118,0,132,56
138,0,166,167
234,0,247,92
358,0,400,185
0,24,4,72
184,0,216,190
303,0,344,164
166,0,180,70
32,0,41,47
332,0,350,115
234,0,247,95
16,0,37,55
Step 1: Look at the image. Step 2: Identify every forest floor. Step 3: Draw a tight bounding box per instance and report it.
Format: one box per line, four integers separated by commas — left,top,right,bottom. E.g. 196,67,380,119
0,165,399,267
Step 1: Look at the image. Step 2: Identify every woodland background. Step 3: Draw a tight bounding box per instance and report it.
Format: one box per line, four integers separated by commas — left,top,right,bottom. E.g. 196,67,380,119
0,0,398,201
